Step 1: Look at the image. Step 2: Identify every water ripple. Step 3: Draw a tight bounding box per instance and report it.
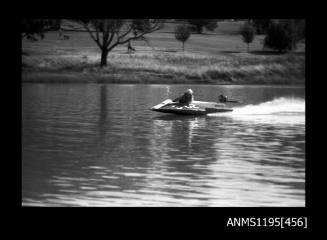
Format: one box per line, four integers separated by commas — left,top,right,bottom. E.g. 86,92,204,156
22,84,305,207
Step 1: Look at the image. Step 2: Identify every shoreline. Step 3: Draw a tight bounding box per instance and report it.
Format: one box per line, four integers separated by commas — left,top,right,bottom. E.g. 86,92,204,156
22,27,305,85
22,70,305,85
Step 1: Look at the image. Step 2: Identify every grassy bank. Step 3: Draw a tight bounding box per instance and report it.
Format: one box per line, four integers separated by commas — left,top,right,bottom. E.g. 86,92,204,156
22,21,305,84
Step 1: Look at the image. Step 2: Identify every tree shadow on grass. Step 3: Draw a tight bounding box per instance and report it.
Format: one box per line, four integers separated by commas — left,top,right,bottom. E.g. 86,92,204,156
219,50,242,54
287,51,305,56
218,50,305,56
250,50,283,56
250,50,305,56
162,49,178,53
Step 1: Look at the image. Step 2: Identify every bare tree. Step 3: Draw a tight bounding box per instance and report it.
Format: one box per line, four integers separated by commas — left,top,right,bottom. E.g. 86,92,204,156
79,19,163,67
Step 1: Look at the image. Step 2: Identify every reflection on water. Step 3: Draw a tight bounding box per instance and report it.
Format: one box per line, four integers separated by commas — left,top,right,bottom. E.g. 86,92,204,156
22,84,305,206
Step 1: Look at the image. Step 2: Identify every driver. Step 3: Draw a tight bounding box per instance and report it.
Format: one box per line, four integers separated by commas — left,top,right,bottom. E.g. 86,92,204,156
219,94,228,103
173,89,194,105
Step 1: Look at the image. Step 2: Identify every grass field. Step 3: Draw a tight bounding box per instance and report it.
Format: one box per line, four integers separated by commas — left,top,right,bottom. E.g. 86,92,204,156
22,21,305,84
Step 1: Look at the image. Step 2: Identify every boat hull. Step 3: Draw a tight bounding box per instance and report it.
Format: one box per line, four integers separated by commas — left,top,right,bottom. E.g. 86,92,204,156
150,99,233,115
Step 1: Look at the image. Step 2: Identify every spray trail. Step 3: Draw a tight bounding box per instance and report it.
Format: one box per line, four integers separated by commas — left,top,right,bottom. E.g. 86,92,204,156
209,97,305,125
232,97,305,115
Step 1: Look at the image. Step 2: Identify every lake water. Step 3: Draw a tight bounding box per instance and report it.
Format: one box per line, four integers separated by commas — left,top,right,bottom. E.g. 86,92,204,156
22,84,305,207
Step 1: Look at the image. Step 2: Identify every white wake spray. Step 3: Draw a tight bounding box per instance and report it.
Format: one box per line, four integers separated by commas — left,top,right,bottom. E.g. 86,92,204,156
209,97,305,125
232,97,305,115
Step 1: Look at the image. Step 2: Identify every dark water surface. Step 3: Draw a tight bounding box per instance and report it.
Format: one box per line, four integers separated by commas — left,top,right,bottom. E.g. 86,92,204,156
22,84,305,206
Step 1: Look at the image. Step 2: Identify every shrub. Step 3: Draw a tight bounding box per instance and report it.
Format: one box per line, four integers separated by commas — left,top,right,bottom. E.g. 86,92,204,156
187,19,218,34
264,20,298,53
252,19,272,34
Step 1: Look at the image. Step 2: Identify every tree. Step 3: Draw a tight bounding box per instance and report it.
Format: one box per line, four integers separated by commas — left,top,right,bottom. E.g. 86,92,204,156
251,19,271,34
78,19,162,67
187,19,218,34
264,20,298,53
204,20,218,32
294,19,305,41
22,19,63,40
240,22,255,52
22,19,47,40
252,19,272,34
174,24,191,51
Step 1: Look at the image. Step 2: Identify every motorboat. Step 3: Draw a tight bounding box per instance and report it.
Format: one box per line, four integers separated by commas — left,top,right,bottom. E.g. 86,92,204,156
150,99,234,115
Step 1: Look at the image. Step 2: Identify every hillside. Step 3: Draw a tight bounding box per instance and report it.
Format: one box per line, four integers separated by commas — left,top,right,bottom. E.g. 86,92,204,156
22,20,305,84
